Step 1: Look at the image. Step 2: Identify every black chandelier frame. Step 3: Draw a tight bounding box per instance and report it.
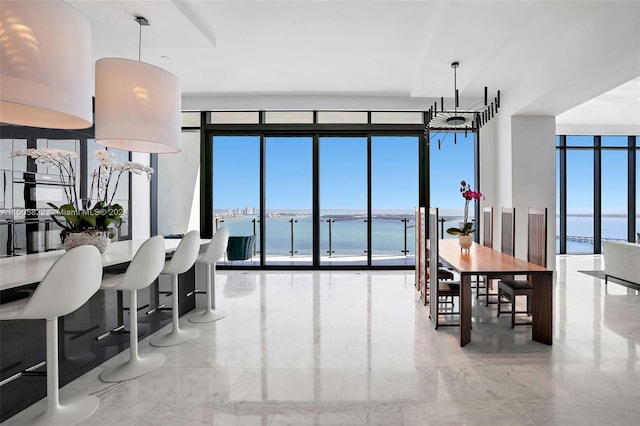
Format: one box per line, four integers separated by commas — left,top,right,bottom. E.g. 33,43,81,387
425,61,501,149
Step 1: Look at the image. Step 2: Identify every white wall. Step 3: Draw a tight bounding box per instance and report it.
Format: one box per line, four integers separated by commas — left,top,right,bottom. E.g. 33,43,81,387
483,111,516,253
510,115,556,270
157,130,201,236
480,110,556,270
556,123,640,136
478,116,498,247
131,152,151,239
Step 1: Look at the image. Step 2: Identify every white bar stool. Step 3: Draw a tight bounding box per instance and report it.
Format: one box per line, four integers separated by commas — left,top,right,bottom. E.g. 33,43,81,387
0,246,103,426
150,230,201,347
190,226,229,323
99,236,166,382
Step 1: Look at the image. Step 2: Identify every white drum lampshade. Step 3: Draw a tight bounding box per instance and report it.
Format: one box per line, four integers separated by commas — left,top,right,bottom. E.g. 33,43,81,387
0,1,93,129
95,58,182,153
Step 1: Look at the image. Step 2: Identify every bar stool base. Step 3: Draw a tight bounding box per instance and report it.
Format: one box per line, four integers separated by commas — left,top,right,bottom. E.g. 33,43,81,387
29,394,99,426
100,353,165,382
189,308,227,323
149,327,199,347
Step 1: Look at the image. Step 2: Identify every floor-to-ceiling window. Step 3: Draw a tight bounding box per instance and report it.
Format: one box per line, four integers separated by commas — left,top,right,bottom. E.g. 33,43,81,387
203,111,475,268
212,135,261,266
566,136,594,253
601,136,628,244
265,136,313,266
556,142,561,253
636,136,640,241
320,136,368,266
371,136,419,266
429,132,476,240
556,134,639,254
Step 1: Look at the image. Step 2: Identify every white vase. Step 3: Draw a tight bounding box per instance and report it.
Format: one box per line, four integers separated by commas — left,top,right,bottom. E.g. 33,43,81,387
62,230,110,254
458,234,473,251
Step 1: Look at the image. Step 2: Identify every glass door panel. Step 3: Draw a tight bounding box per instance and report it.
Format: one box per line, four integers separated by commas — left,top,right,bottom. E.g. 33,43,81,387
265,136,313,266
637,148,640,242
371,136,418,266
602,149,627,246
319,137,367,266
429,132,475,242
212,135,260,265
566,150,594,253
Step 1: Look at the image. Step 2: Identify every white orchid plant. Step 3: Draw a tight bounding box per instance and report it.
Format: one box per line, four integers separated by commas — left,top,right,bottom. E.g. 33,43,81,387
11,148,153,236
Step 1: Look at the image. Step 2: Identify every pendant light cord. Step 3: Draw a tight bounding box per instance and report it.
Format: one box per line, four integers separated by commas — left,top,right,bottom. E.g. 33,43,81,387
453,63,458,113
453,61,459,144
138,21,142,61
134,16,149,61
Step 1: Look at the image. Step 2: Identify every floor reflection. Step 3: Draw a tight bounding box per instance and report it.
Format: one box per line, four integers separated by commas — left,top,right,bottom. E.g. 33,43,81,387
4,255,640,425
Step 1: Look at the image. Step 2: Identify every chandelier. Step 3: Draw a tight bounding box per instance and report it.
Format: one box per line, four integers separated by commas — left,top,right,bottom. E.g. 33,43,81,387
425,61,501,149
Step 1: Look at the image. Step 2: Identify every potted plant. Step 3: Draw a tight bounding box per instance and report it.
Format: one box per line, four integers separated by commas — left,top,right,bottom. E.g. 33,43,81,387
446,180,485,250
11,148,153,253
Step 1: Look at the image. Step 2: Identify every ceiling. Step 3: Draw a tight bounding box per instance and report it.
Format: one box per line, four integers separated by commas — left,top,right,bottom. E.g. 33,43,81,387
66,0,640,123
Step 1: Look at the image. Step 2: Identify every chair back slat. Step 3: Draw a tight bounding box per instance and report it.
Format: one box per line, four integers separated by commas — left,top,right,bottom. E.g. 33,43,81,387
482,207,493,248
527,207,547,268
428,208,440,324
501,207,515,256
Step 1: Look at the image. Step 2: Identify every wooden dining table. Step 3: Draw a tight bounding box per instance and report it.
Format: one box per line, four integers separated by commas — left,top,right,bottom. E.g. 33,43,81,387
434,239,553,347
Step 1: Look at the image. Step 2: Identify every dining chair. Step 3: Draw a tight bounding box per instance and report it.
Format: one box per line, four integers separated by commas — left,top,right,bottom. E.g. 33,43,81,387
498,207,547,328
190,226,229,323
99,236,166,382
0,246,103,426
423,258,455,305
428,208,460,329
150,230,201,347
474,206,493,298
481,207,516,306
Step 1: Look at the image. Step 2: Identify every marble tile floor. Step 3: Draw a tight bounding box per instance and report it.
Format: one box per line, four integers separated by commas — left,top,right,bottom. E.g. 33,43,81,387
3,255,639,425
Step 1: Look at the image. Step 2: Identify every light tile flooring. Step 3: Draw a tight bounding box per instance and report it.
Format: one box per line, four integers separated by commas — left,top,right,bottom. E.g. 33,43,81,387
4,255,640,425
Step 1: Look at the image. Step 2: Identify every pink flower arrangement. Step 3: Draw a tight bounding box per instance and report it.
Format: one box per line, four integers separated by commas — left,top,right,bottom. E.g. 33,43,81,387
447,180,485,236
460,180,484,202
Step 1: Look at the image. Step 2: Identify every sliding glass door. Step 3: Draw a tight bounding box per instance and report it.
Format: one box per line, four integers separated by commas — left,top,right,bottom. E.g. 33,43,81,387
209,132,421,268
265,136,313,266
319,137,368,266
371,136,418,266
212,135,260,265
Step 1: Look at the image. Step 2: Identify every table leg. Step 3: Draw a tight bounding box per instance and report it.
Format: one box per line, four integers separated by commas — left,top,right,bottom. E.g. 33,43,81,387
531,272,553,345
460,274,472,346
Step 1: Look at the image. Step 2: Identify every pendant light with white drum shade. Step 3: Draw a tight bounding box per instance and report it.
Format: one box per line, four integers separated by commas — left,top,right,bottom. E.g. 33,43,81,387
95,17,181,153
0,1,93,129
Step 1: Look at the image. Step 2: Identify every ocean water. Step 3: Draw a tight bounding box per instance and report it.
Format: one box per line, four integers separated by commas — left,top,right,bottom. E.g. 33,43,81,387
557,215,640,253
216,212,463,259
219,213,640,258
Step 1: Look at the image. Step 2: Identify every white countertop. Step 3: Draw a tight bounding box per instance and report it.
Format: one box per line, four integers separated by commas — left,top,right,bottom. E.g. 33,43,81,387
0,238,207,291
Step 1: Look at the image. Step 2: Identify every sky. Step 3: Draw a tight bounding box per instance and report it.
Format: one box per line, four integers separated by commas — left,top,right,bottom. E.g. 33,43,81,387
212,133,477,212
563,135,638,215
212,133,637,218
